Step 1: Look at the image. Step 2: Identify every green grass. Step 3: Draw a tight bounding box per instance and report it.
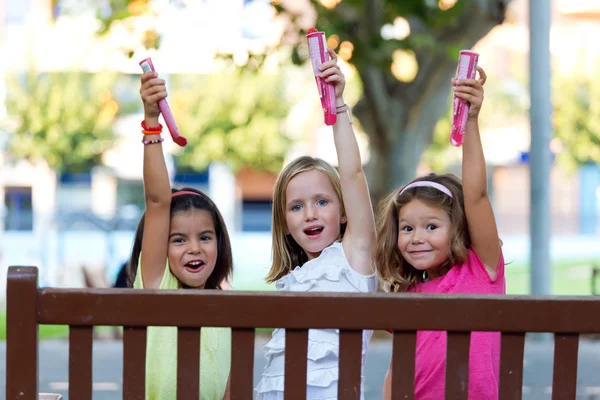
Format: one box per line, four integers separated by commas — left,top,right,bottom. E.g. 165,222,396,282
505,258,600,295
0,313,70,340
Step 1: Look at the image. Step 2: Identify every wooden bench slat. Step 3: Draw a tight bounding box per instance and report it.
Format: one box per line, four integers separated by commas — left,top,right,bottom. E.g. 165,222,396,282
37,288,600,333
445,331,470,400
284,329,308,400
177,327,201,399
123,326,147,400
391,331,416,400
7,266,39,400
69,325,93,400
230,328,255,400
499,332,525,400
338,330,363,399
552,333,579,399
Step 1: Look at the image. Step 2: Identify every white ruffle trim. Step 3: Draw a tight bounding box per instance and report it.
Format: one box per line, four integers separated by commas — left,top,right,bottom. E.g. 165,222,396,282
256,366,364,394
275,242,375,293
264,329,367,362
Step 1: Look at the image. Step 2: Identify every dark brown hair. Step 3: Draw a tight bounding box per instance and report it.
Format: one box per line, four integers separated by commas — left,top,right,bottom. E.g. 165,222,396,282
126,187,233,289
375,173,470,292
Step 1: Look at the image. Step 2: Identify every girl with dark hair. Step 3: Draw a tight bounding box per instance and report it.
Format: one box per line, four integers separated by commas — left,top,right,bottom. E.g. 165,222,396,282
129,70,233,399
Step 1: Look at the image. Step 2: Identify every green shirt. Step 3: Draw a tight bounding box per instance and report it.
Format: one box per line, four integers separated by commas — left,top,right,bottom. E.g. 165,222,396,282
134,260,231,399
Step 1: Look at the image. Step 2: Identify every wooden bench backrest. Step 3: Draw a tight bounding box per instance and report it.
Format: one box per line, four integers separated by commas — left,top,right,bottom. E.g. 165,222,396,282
7,266,598,399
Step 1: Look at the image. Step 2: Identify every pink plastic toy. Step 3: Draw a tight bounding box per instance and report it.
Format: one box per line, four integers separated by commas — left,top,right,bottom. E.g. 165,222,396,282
306,28,337,126
139,58,187,147
450,50,479,147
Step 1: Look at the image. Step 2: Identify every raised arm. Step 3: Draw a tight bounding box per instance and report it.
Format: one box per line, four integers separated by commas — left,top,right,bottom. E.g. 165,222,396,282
320,49,375,275
139,72,172,289
454,66,501,278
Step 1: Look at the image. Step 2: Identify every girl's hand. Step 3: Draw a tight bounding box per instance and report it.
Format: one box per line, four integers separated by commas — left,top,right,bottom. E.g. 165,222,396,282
140,72,168,122
452,65,487,120
319,48,346,100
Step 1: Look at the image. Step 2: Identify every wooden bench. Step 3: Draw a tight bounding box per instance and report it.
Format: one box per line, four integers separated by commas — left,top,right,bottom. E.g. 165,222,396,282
7,265,600,399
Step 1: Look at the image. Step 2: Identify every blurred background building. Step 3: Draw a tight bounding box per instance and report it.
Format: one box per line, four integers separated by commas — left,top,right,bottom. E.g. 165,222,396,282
0,0,599,300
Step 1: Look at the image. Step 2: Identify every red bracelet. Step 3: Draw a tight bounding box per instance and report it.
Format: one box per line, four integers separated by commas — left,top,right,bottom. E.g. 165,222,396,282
141,120,163,131
142,137,165,145
142,129,163,135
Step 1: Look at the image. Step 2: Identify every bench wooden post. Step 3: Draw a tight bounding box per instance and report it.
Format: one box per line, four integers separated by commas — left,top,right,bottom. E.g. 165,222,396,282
7,266,39,400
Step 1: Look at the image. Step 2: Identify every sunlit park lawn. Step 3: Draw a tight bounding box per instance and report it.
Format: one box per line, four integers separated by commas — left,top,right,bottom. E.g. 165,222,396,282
1,257,599,340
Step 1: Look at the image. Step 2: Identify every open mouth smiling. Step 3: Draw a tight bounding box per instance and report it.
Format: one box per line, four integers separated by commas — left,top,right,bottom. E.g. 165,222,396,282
184,260,205,272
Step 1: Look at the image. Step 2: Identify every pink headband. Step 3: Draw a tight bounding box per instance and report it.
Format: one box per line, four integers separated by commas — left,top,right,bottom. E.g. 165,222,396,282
399,181,453,198
172,190,202,198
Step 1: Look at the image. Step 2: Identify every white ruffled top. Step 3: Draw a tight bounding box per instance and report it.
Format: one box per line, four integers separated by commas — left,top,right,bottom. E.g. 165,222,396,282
255,241,377,400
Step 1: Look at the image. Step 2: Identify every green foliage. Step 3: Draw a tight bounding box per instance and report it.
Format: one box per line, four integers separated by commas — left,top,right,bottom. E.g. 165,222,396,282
169,70,292,174
90,0,510,188
422,78,530,171
283,0,469,68
5,71,119,173
553,71,600,170
425,66,600,174
421,105,456,172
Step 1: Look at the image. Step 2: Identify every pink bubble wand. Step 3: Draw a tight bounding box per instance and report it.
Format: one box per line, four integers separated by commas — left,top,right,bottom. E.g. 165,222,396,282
139,58,187,147
450,50,479,147
306,28,337,126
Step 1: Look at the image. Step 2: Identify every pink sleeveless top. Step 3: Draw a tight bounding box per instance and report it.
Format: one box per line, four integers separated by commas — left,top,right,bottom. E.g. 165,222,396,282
407,248,505,400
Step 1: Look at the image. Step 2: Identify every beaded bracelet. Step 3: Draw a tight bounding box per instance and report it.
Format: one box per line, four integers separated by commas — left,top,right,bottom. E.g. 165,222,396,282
142,137,165,145
141,120,163,131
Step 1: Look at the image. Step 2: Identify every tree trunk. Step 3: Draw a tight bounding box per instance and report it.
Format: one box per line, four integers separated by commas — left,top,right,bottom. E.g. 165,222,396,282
354,0,511,203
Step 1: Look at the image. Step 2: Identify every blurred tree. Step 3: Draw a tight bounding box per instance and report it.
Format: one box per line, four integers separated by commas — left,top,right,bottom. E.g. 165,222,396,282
422,77,529,172
54,0,293,174
94,0,512,198
272,0,513,198
553,71,600,170
5,71,119,173
169,70,292,173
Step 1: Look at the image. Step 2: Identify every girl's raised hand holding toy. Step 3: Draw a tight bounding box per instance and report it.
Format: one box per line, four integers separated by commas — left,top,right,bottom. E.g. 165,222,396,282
129,72,233,399
318,48,347,101
452,65,487,122
450,50,479,146
379,65,503,400
307,28,338,125
140,71,166,127
139,58,187,146
452,65,501,276
318,48,375,274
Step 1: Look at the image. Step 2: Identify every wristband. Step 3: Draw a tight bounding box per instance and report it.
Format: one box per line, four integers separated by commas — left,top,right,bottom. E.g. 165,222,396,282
142,137,165,145
141,120,163,131
336,104,349,113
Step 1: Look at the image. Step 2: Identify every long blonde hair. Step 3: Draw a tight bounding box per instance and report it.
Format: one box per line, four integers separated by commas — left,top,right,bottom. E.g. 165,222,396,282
266,156,346,283
375,173,470,292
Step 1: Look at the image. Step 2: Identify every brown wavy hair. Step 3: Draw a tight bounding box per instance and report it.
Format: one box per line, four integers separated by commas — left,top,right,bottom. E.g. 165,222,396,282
375,173,470,292
265,156,346,283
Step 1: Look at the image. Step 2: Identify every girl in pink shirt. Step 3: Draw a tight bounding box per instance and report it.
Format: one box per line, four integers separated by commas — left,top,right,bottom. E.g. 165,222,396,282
377,66,504,400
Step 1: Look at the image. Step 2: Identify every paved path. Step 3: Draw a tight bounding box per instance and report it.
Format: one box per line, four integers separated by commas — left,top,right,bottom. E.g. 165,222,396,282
2,336,600,399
